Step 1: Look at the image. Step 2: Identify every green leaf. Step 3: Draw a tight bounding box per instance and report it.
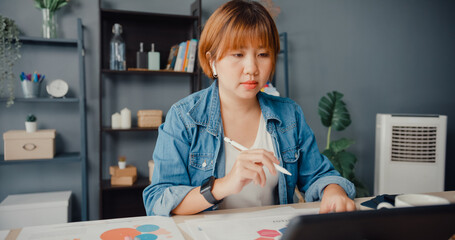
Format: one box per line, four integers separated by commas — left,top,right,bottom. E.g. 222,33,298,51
26,114,37,122
50,0,58,11
318,97,332,127
34,0,45,9
318,91,351,131
55,1,68,10
322,149,334,159
336,151,357,179
34,0,44,8
322,149,342,174
32,0,69,11
330,138,355,153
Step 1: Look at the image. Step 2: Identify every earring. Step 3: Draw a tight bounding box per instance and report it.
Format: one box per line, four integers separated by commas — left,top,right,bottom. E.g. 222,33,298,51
212,63,218,78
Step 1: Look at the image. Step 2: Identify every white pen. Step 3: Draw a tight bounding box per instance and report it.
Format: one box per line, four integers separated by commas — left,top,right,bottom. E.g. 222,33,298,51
223,137,292,176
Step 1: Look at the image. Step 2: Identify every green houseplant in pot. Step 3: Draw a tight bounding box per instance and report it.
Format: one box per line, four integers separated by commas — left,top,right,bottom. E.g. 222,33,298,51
318,91,369,197
118,156,126,169
25,114,37,133
0,15,22,107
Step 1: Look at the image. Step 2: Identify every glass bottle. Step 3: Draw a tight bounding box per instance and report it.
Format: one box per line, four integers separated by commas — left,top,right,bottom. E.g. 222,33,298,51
136,42,148,69
110,23,126,70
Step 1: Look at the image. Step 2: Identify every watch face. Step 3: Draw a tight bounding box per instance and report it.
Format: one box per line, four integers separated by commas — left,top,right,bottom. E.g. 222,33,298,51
201,177,213,193
46,79,69,98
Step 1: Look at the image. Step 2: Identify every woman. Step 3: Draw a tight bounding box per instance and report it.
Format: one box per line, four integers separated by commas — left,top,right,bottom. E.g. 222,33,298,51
143,0,356,216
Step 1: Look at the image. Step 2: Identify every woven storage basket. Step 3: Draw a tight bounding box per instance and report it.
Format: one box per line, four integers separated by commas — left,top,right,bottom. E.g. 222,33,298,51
137,110,162,128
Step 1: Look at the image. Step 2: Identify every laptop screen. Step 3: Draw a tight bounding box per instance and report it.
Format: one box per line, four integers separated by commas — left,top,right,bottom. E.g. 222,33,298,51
281,204,455,240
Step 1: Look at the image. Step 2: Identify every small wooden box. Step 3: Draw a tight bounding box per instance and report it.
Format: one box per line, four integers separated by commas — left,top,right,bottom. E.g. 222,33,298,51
111,175,137,186
3,130,56,160
109,165,137,177
137,110,162,128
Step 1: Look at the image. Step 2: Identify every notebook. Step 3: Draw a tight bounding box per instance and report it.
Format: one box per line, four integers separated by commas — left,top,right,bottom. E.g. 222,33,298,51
281,203,455,240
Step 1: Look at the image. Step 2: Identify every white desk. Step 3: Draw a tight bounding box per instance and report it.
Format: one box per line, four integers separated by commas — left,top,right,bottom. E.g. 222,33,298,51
5,191,455,240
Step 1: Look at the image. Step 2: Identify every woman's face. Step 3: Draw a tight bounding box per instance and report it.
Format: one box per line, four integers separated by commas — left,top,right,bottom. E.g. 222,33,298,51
215,43,273,101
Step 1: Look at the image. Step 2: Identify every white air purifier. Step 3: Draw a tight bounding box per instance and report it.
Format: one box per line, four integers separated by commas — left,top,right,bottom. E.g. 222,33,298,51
374,114,447,195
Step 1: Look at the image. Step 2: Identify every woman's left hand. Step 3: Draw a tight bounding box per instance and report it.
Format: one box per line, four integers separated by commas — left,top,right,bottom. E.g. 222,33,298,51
319,184,356,213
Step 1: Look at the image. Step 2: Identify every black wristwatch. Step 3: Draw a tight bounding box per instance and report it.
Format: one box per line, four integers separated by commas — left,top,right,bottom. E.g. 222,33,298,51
200,176,223,205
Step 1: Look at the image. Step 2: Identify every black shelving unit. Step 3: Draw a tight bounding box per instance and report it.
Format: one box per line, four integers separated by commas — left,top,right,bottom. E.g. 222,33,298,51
101,69,196,76
0,19,88,221
98,0,201,219
272,32,289,98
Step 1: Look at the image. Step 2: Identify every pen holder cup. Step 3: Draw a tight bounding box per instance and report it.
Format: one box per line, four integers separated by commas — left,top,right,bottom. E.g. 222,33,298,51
21,81,41,98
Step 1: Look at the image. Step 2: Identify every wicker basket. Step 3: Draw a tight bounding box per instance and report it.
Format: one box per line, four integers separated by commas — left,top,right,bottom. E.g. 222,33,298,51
137,110,162,128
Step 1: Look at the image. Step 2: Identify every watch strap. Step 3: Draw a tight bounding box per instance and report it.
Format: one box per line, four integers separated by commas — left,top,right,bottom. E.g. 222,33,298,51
200,176,222,205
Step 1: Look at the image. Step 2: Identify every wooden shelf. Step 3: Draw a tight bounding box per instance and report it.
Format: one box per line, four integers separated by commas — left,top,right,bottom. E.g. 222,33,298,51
0,152,81,165
101,177,150,191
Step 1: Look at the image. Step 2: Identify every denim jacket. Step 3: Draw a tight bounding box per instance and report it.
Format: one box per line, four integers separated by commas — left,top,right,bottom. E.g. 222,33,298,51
143,80,355,216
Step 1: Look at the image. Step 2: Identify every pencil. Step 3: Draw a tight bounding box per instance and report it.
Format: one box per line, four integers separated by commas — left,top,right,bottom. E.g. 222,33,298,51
223,137,292,176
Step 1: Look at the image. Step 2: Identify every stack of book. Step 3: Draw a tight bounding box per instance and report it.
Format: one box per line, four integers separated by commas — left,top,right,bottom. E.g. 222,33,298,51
165,39,198,73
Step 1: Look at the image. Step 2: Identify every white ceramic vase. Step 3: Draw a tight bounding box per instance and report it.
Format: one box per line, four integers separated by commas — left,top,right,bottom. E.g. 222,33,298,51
118,161,126,169
25,121,37,133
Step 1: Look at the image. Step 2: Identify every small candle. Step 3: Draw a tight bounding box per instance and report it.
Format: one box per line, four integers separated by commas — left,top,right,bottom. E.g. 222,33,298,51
111,112,121,129
121,107,131,129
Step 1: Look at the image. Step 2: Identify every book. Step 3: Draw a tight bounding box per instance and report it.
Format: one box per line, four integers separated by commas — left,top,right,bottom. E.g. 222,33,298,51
166,44,179,70
170,52,178,70
174,41,187,71
186,39,198,72
182,40,190,71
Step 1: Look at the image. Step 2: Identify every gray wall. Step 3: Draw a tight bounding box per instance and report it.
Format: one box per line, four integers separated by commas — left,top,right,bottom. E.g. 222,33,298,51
277,0,455,197
1,0,454,221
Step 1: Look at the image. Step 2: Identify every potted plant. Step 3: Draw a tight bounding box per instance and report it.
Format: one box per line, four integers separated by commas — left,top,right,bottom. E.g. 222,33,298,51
25,114,37,133
318,91,369,197
0,15,22,107
34,0,70,39
118,156,126,169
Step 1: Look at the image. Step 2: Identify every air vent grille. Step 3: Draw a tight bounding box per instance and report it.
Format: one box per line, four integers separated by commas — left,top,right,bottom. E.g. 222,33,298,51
391,126,437,162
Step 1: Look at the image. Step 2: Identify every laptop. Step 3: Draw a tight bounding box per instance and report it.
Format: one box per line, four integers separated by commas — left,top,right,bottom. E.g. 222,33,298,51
281,203,455,240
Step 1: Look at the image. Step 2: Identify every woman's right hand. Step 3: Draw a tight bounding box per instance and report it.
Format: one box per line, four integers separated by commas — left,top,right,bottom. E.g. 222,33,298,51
214,149,279,198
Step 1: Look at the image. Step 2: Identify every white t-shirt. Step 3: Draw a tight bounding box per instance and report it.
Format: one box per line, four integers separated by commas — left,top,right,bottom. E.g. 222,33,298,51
220,114,279,209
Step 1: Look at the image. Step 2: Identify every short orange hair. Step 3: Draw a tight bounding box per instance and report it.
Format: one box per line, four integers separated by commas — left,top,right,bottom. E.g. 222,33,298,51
198,0,280,79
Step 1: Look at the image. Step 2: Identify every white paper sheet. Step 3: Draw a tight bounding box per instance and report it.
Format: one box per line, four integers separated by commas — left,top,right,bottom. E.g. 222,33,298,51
180,206,319,240
16,215,184,240
200,214,296,240
0,230,9,240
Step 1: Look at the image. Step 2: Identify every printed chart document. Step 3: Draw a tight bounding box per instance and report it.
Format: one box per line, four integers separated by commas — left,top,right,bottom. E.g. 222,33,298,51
16,215,184,240
180,206,319,240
